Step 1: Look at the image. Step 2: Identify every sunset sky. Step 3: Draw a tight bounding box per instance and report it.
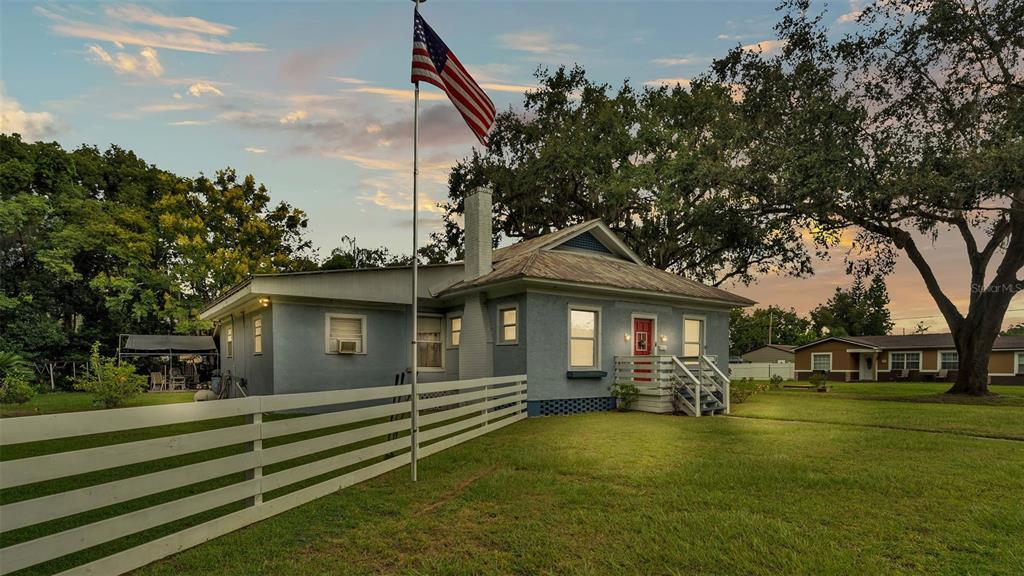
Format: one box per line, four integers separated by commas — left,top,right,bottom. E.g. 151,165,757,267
3,0,1021,333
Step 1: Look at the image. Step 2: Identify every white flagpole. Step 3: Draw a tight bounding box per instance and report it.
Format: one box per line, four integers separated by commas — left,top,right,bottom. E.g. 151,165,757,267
410,0,423,482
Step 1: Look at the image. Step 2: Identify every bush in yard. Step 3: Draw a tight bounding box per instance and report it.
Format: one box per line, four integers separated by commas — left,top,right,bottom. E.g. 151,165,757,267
74,342,147,408
1,374,36,404
0,351,36,404
609,381,640,411
809,372,830,392
769,374,784,390
731,377,769,404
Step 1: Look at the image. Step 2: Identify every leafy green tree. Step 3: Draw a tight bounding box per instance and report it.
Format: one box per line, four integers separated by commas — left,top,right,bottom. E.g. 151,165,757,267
1002,323,1024,337
439,65,812,287
730,306,817,356
810,275,894,338
160,169,318,312
321,235,410,270
713,0,1023,394
0,134,317,371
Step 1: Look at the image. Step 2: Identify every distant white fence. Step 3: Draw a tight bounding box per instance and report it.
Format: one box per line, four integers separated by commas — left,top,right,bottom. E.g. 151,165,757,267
728,362,795,380
0,375,527,576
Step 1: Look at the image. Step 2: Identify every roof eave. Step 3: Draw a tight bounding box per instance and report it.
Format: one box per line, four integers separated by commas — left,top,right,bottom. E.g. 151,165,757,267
440,276,751,308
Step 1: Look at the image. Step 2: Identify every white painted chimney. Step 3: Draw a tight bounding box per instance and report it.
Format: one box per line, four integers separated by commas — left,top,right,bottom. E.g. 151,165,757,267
464,187,493,280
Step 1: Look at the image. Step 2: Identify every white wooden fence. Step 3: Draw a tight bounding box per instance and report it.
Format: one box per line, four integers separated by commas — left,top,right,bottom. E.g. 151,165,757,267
728,362,795,380
0,375,527,576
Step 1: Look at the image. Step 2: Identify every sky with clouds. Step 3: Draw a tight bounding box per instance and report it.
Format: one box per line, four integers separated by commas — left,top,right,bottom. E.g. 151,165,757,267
2,0,1020,332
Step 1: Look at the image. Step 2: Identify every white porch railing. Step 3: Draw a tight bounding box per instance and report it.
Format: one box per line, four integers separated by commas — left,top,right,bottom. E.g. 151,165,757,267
0,375,526,576
615,355,729,416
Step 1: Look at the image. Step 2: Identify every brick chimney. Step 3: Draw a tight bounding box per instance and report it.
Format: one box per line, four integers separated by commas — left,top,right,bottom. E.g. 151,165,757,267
464,187,493,280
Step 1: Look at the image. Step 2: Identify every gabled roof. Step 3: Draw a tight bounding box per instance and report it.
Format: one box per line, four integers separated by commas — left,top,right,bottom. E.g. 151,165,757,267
438,222,754,307
794,333,1024,351
491,219,644,265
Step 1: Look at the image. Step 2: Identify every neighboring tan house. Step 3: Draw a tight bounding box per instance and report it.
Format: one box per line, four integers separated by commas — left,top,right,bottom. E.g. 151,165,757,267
200,189,754,416
794,334,1024,384
741,344,795,364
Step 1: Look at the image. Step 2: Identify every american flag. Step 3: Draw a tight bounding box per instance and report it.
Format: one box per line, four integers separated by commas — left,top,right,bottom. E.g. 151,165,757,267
411,11,495,146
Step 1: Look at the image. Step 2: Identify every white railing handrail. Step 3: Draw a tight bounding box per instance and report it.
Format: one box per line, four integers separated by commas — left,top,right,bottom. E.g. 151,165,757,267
702,355,730,384
671,356,700,386
701,355,730,414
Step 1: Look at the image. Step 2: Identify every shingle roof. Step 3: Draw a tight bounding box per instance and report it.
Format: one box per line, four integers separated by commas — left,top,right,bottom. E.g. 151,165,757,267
439,239,755,306
796,333,1024,350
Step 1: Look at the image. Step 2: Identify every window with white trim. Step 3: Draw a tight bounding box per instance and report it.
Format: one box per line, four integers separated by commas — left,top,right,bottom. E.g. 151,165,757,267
1017,352,1024,375
811,353,831,372
939,351,959,370
225,324,233,358
890,351,921,370
683,318,704,359
253,316,263,355
498,306,518,344
417,315,443,369
569,308,599,369
326,314,366,354
449,317,461,347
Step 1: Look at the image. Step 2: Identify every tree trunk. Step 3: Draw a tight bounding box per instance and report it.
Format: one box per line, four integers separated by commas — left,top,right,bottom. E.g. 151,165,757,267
947,308,1004,396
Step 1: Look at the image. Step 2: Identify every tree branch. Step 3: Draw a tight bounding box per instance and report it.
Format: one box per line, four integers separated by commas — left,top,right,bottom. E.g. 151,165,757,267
861,221,964,328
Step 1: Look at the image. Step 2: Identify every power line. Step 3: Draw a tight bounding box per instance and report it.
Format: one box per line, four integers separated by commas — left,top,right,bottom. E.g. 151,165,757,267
891,307,1024,322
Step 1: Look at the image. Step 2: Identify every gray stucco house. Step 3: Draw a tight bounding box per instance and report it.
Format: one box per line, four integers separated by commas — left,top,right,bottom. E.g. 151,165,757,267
200,189,754,416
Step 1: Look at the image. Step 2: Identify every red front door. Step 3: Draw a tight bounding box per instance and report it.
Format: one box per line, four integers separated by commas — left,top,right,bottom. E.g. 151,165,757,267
633,318,653,381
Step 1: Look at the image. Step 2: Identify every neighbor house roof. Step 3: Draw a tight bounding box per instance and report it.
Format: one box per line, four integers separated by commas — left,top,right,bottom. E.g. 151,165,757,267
794,334,1024,351
122,334,217,352
757,344,796,352
438,221,754,307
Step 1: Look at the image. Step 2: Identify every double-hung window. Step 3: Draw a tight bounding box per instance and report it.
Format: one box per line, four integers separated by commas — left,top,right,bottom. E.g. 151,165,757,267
939,351,959,370
449,317,461,348
811,353,831,372
225,325,233,357
252,316,263,355
498,306,518,344
417,315,443,369
569,307,599,369
890,352,921,371
1016,353,1024,375
326,314,366,354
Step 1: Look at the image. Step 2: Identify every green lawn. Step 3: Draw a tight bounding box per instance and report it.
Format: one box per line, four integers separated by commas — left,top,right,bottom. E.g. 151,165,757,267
128,385,1023,576
4,384,1023,575
1,391,194,417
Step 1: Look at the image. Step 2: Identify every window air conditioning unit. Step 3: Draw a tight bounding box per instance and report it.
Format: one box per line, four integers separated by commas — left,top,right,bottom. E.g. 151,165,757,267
337,340,359,354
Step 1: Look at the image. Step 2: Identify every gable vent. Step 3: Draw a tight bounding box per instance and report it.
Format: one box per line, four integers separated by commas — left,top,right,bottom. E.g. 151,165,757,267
559,231,613,254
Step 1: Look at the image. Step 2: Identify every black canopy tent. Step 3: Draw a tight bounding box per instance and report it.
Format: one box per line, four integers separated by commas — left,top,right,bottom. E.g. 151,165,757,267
118,334,219,389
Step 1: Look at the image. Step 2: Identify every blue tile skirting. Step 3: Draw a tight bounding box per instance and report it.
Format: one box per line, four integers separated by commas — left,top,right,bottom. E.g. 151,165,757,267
527,396,616,417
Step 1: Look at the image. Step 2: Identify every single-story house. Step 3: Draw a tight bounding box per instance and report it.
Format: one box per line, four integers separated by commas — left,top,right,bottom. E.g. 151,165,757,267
794,334,1024,384
199,188,754,416
741,344,795,364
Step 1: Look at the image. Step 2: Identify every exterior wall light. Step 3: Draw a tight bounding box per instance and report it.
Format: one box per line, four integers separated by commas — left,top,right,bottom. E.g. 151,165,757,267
660,335,668,343
258,297,271,307
624,333,631,342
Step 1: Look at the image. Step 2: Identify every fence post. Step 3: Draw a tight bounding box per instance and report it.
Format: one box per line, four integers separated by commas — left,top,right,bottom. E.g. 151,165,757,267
246,402,264,507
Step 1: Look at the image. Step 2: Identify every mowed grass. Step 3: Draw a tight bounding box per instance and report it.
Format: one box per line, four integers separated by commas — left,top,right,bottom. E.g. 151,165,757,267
730,382,1024,440
1,391,194,417
123,387,1024,576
